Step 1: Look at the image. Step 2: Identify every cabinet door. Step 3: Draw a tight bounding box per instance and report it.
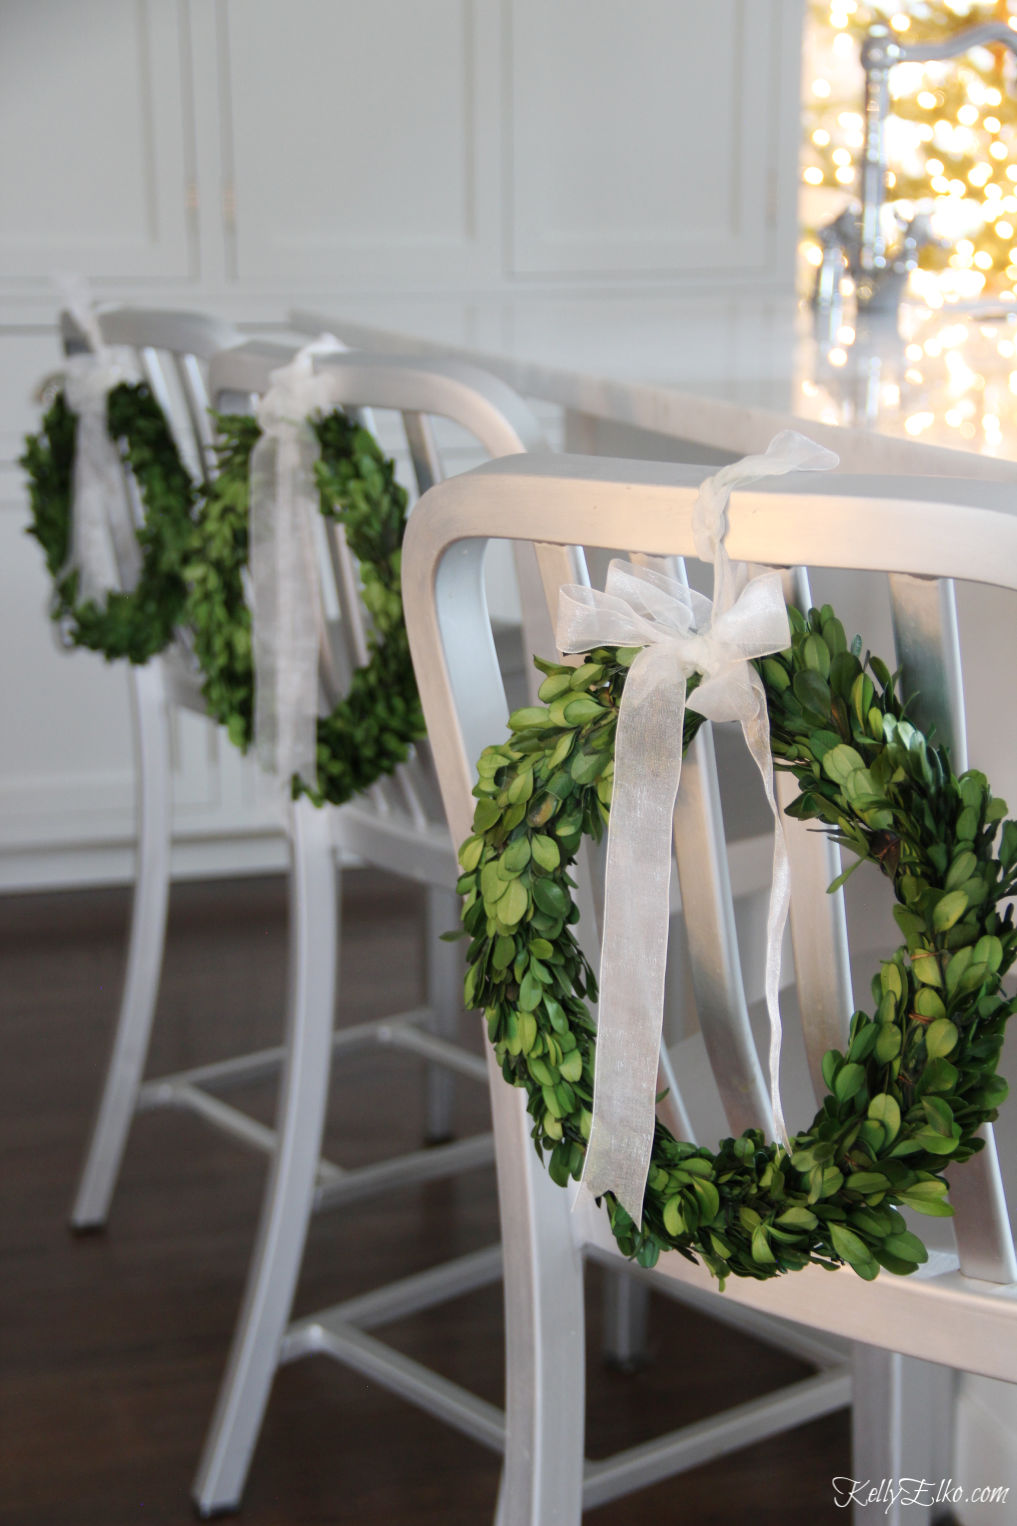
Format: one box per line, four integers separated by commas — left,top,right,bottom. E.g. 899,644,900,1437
223,0,500,288
509,0,795,279
0,0,195,283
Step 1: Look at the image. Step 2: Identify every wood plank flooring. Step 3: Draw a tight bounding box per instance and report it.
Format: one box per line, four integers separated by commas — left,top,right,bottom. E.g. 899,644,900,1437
1,870,850,1524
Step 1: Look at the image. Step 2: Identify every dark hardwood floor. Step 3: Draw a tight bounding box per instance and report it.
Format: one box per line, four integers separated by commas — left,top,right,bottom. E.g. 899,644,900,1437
1,870,849,1524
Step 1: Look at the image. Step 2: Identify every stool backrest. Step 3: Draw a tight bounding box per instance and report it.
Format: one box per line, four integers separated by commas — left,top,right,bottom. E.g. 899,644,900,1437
208,342,575,828
63,305,245,488
401,450,1017,1304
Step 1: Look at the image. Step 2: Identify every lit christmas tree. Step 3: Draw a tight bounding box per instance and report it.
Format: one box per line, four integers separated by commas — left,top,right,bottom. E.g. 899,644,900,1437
802,0,1017,300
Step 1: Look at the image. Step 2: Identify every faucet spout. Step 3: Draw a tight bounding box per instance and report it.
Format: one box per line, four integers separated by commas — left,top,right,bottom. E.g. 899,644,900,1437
851,21,1017,308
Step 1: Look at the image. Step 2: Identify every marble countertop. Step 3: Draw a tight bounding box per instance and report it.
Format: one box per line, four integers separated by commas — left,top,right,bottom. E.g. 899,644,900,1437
291,290,1017,481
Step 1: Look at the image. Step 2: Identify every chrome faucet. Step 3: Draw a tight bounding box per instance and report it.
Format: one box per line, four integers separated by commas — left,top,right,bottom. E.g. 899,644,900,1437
815,20,1017,311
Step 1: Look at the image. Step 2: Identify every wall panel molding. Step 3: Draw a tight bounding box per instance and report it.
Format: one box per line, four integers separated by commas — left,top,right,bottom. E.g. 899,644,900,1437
0,0,196,282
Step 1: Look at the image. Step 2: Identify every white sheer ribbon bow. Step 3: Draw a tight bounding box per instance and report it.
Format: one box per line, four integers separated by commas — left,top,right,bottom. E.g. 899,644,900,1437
557,430,838,1225
59,290,142,605
249,336,343,791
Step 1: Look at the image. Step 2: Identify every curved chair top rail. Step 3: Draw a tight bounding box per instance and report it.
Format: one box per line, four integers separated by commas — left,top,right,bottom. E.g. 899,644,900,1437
208,340,547,461
93,306,245,362
402,451,1017,846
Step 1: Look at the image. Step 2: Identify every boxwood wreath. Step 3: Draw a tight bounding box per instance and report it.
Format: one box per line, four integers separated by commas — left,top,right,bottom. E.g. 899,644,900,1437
186,409,425,806
21,384,196,663
456,605,1017,1285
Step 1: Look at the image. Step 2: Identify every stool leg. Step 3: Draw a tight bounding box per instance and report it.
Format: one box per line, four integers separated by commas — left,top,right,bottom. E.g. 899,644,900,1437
494,1075,586,1526
71,663,172,1230
850,1345,955,1526
424,883,461,1142
192,798,337,1516
600,1267,651,1372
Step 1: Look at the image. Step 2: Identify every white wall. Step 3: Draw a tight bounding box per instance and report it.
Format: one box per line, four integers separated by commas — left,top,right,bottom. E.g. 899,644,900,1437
0,0,804,889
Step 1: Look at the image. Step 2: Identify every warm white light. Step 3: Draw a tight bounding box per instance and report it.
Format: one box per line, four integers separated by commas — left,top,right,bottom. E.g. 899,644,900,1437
945,408,963,427
837,325,855,345
997,221,1014,239
904,412,934,435
812,128,831,147
927,158,944,176
832,147,851,166
931,175,950,193
957,105,979,127
950,179,967,196
905,368,924,384
917,91,937,110
828,347,848,367
813,78,831,99
986,183,1003,200
881,383,901,407
803,166,824,185
974,251,993,270
991,142,1009,161
905,344,923,361
835,166,855,184
985,116,1001,134
803,241,824,267
957,239,975,257
890,12,910,29
969,164,992,187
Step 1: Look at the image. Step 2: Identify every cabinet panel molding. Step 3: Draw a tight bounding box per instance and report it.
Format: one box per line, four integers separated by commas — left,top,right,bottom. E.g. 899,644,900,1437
0,0,195,281
509,0,789,278
224,0,500,286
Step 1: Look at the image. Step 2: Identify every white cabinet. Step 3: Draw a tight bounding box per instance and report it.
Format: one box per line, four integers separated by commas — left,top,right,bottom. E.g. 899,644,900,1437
508,0,794,279
223,0,503,288
0,0,196,282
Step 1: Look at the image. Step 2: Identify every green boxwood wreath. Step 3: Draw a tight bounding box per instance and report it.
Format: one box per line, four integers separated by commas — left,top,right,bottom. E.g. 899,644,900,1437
456,605,1017,1284
22,384,196,663
185,409,425,807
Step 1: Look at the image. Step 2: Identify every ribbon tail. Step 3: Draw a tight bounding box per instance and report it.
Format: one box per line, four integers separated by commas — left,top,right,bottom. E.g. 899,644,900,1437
741,677,792,1152
250,424,323,792
68,405,140,603
581,646,688,1225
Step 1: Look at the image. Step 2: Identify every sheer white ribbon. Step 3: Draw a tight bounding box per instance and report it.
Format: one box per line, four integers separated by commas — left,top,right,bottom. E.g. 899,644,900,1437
557,430,838,1224
58,285,142,604
249,336,343,791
